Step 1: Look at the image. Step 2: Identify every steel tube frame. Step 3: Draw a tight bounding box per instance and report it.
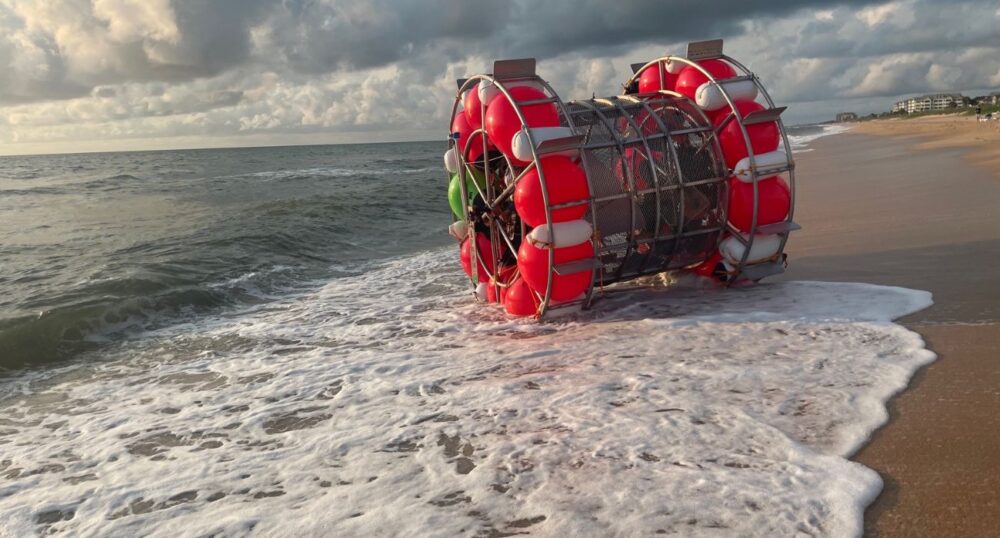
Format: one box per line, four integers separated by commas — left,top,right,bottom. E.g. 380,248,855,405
623,48,796,284
446,41,792,319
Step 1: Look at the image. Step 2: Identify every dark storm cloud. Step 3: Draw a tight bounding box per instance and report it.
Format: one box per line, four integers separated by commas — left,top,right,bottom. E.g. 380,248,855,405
1,0,999,148
495,0,888,58
258,0,511,72
0,0,893,105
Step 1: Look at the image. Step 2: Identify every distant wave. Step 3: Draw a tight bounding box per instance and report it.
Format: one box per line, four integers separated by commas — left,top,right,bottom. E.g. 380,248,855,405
241,166,439,181
787,123,852,152
0,271,285,373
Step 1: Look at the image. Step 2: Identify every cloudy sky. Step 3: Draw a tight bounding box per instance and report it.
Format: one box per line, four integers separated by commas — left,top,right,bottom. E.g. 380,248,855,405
1,0,998,155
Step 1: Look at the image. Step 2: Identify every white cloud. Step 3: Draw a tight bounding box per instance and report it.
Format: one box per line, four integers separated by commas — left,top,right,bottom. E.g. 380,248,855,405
92,0,178,43
856,2,902,26
0,0,998,154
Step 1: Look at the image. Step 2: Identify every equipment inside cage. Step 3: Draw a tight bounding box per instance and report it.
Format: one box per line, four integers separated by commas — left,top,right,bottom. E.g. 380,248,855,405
444,39,798,318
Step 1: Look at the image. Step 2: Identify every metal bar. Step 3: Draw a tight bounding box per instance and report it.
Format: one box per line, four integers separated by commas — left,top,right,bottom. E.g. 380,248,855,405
542,96,602,312
448,90,479,296
724,226,751,246
645,95,687,270
573,99,639,282
724,54,797,274
596,226,722,251
578,126,715,150
544,297,589,311
633,175,727,195
516,97,561,107
687,39,724,60
743,106,786,126
747,163,794,178
608,95,662,274
549,199,589,210
536,80,596,315
536,134,585,155
593,192,634,203
739,260,785,281
679,56,760,283
492,59,536,80
486,74,558,316
637,56,733,271
489,161,535,209
754,220,801,235
494,221,518,259
553,259,602,275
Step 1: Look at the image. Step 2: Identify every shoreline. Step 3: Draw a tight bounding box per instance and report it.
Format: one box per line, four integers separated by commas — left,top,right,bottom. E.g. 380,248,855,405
784,124,1000,536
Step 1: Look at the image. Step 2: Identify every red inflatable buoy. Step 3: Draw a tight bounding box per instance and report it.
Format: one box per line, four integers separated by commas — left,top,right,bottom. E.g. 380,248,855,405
514,155,590,228
452,112,488,165
675,59,736,102
485,86,560,165
638,63,677,93
463,83,484,129
692,251,724,278
727,176,790,232
712,100,780,170
460,233,497,283
487,264,517,303
517,240,593,302
504,278,538,317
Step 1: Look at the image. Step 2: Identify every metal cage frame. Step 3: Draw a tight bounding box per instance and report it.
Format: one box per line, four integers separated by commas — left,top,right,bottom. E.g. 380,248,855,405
447,39,797,319
623,39,799,284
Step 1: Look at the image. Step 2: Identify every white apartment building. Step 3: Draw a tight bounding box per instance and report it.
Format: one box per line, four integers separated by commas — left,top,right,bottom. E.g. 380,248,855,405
892,93,966,113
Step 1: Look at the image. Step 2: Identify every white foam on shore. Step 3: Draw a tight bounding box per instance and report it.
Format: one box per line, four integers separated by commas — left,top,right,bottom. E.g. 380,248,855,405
788,123,853,152
0,249,933,537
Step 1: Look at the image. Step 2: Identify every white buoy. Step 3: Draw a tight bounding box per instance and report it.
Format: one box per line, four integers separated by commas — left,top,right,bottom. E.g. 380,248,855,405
448,220,468,242
444,148,458,173
664,58,686,74
719,234,782,265
526,220,593,249
695,79,758,111
510,126,577,163
731,149,789,182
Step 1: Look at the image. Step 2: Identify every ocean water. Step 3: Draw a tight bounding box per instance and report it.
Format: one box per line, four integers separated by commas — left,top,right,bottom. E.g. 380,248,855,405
787,123,852,152
0,143,445,371
0,134,931,537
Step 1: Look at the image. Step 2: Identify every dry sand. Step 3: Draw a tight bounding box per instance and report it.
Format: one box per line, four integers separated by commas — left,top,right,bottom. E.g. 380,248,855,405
781,120,1000,536
853,114,1000,178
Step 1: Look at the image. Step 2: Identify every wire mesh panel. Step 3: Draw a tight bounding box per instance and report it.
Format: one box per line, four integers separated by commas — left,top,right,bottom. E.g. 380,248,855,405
563,95,726,284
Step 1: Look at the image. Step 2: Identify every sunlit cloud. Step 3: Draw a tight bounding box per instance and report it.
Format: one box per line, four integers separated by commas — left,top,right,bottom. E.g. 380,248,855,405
0,0,997,154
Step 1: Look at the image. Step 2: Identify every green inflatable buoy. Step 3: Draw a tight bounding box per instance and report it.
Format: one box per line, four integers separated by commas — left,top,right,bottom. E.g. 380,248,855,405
448,169,486,218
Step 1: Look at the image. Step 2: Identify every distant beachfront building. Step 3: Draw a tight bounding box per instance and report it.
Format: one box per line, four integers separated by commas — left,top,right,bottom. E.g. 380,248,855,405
892,93,966,114
836,112,858,122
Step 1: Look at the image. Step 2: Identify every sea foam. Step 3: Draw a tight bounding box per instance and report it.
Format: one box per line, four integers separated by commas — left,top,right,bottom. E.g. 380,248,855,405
0,249,933,537
788,123,852,152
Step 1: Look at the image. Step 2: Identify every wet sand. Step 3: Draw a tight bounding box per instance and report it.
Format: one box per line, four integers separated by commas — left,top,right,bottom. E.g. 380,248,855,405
781,128,1000,536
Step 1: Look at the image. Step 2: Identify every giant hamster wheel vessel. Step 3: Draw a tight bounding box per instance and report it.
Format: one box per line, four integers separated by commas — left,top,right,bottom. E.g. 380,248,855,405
444,39,798,319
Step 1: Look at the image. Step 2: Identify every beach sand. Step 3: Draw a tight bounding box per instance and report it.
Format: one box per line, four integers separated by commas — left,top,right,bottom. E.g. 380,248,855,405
781,120,1000,536
852,114,1000,179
